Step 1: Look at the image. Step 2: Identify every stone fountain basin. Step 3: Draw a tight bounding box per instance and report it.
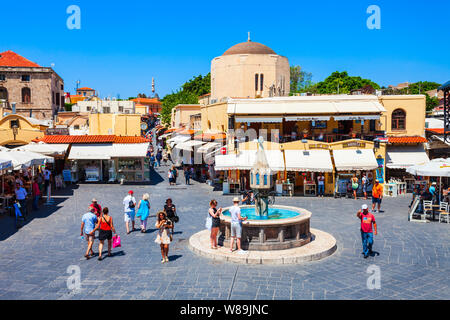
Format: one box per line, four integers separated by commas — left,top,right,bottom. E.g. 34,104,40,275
219,205,312,251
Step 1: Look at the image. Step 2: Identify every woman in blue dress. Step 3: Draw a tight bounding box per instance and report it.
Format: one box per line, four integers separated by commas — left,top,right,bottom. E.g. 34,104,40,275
136,193,151,233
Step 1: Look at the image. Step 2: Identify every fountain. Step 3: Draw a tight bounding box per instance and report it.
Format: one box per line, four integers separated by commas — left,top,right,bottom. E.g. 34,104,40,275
189,138,337,264
219,138,312,250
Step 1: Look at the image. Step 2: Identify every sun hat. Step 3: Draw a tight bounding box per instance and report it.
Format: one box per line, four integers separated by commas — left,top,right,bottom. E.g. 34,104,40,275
92,198,97,202
232,197,240,203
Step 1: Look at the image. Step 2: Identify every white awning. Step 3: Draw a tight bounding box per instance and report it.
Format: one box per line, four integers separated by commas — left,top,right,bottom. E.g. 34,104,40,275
68,144,112,160
214,151,256,171
386,145,430,169
334,115,380,121
235,117,283,123
283,149,333,172
168,135,191,147
174,140,206,152
333,149,378,171
158,132,173,140
14,142,69,156
111,143,149,158
227,96,386,115
285,116,331,122
197,142,221,154
0,149,53,169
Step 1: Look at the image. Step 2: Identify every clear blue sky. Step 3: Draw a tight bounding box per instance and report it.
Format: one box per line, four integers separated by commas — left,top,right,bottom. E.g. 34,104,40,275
1,0,449,98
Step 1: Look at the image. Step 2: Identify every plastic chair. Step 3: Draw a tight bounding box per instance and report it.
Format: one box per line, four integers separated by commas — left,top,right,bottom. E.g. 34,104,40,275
423,200,433,221
438,202,449,224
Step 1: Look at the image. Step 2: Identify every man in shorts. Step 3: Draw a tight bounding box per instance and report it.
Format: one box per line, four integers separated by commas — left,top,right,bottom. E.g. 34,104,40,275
81,207,98,259
371,179,383,213
123,190,136,234
229,197,247,254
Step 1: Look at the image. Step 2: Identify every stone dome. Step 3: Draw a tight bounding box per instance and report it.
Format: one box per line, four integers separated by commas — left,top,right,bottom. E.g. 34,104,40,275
222,41,276,56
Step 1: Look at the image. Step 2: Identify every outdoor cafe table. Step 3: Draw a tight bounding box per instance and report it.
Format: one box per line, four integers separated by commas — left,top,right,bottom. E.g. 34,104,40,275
432,204,441,221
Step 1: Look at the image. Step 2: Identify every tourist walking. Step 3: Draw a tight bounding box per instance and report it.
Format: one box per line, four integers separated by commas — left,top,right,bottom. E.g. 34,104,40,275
361,173,368,200
229,197,247,253
156,151,162,168
351,175,359,200
89,198,102,218
164,198,177,233
357,204,377,259
43,166,51,196
317,174,325,197
371,179,383,213
155,211,173,263
81,207,98,259
15,184,28,217
32,178,40,211
208,200,222,249
184,167,190,185
90,207,117,261
136,193,151,233
123,190,136,234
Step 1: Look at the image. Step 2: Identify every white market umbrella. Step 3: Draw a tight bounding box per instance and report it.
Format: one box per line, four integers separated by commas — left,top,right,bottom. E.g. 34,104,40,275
0,148,53,170
407,158,450,202
406,158,450,177
14,142,68,156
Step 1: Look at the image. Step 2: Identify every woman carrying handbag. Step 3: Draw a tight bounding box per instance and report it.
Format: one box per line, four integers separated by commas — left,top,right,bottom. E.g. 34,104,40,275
90,207,117,261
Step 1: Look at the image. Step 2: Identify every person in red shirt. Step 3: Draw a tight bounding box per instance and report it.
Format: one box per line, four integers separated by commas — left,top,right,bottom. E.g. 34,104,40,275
357,204,378,258
32,178,41,210
89,198,102,218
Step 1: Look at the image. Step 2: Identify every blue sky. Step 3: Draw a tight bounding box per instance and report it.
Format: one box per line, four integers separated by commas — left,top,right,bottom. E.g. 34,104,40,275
1,0,449,98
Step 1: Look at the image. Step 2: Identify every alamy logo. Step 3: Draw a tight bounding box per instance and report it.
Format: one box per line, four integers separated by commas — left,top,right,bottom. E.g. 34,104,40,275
366,5,381,30
366,265,381,290
66,5,81,30
66,265,81,293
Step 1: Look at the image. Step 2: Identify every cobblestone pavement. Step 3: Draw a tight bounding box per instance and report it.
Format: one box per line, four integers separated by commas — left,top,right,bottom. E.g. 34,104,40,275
0,165,449,300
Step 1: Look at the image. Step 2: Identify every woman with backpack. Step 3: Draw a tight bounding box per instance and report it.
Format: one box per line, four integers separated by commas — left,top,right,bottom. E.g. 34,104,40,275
136,193,151,233
90,207,117,261
164,198,177,234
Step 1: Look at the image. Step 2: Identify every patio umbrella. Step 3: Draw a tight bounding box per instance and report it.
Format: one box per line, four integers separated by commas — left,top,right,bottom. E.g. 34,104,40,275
406,158,450,202
0,148,53,170
14,142,68,156
0,159,12,194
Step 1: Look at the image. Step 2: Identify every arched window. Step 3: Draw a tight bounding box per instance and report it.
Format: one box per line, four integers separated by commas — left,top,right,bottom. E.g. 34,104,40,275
255,74,259,91
391,109,406,130
260,74,264,91
22,87,31,103
0,87,7,100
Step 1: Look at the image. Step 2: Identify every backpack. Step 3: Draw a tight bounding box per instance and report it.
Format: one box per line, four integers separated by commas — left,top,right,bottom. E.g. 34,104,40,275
128,197,135,209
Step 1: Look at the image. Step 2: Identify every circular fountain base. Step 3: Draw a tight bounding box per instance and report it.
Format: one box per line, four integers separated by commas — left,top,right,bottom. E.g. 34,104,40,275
220,205,311,251
188,228,337,265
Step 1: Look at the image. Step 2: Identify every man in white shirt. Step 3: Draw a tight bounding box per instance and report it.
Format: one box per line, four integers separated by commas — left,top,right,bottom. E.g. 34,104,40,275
229,197,247,254
15,184,28,217
123,190,136,234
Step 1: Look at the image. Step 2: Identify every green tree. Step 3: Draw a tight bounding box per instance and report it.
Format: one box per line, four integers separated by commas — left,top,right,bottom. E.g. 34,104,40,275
312,71,380,94
160,73,211,125
290,66,314,94
64,103,73,112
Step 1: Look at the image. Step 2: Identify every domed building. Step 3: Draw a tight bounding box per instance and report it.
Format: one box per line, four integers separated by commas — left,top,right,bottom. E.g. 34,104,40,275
211,37,290,102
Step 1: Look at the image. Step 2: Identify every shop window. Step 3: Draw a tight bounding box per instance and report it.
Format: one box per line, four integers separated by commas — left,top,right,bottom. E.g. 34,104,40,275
391,109,406,130
22,87,31,103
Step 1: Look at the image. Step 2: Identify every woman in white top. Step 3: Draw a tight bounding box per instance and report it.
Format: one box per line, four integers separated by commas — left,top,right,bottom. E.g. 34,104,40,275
155,211,173,263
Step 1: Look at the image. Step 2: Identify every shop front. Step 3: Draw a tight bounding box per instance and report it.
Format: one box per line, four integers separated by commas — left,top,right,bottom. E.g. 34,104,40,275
330,140,383,197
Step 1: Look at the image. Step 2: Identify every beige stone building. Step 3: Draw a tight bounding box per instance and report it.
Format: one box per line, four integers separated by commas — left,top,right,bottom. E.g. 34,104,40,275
0,50,65,120
210,38,290,103
171,104,201,129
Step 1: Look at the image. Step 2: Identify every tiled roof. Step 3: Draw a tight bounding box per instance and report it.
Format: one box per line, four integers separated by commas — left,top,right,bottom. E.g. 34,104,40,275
34,135,150,144
388,136,427,144
0,50,41,67
77,87,95,91
130,98,161,105
426,128,444,134
194,132,226,141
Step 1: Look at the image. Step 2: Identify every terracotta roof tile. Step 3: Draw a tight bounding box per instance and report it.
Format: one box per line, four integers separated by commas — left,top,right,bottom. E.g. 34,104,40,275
194,132,226,141
388,136,427,144
0,50,41,67
77,87,95,91
130,98,161,105
426,128,444,134
34,135,149,144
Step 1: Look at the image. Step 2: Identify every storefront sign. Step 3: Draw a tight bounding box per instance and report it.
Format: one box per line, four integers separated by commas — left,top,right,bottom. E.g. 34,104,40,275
46,128,70,135
343,142,366,148
334,115,380,121
62,169,72,182
309,144,330,150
